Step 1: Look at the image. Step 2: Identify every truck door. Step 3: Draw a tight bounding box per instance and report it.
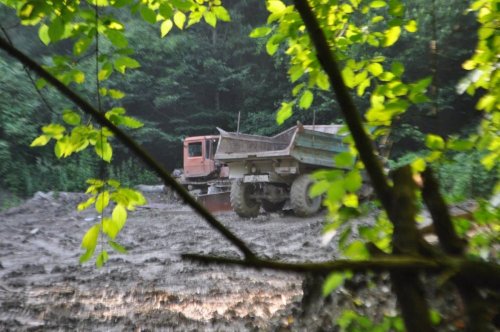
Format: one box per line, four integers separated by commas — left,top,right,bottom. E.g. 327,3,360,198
184,141,205,177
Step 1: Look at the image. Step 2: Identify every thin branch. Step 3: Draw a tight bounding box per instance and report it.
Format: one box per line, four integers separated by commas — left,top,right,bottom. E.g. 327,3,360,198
183,253,441,273
0,36,256,260
0,25,57,116
183,253,500,290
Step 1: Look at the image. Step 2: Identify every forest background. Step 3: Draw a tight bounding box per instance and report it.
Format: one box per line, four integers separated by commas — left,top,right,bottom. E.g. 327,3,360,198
0,0,495,207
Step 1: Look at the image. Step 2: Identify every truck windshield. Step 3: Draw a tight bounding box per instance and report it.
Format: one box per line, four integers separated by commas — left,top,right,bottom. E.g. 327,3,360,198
188,142,202,157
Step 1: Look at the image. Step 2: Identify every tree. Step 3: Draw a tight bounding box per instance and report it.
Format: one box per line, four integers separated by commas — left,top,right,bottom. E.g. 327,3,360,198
0,0,498,331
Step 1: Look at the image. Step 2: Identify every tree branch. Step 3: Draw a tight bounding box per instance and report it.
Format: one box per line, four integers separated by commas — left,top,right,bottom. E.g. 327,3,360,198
183,253,500,290
421,168,466,255
421,168,491,331
183,253,440,273
292,2,432,330
0,36,256,260
293,0,393,211
389,166,433,331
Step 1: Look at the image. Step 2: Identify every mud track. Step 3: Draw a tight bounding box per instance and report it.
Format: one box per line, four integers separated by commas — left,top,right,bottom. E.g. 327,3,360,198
0,191,341,331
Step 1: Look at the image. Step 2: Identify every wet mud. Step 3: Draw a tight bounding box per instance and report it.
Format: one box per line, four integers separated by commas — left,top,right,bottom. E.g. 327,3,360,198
0,191,339,331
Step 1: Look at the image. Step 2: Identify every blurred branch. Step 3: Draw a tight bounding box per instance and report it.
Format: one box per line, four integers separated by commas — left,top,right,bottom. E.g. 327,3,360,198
421,168,466,255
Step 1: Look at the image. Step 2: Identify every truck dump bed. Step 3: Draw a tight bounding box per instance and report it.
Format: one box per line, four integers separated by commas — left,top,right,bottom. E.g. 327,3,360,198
215,124,347,168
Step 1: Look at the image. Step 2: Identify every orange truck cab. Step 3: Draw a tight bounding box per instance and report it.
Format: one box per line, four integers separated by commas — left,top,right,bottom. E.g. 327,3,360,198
183,135,220,178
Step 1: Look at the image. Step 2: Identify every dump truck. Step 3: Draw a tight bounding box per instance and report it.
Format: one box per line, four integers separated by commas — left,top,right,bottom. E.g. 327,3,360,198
173,135,232,212
214,123,349,217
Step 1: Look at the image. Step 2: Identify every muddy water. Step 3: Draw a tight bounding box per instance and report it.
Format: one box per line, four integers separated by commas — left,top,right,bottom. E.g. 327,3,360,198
0,192,338,331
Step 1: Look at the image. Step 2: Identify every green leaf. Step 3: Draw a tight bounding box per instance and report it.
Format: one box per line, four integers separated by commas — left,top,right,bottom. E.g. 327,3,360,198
73,37,93,56
140,6,157,24
42,124,66,139
114,57,140,74
95,139,113,162
106,30,128,48
266,35,280,55
121,116,144,129
204,11,217,27
327,180,346,202
98,62,113,81
172,0,193,11
447,139,474,151
299,90,314,109
383,26,401,47
38,24,50,45
108,89,125,99
30,135,51,147
103,217,119,239
72,70,85,84
405,19,417,32
370,1,386,8
107,179,121,188
173,11,186,29
343,193,359,208
344,240,370,260
292,83,305,96
309,180,330,198
344,170,362,192
112,204,127,231
335,152,354,168
462,60,476,70
96,250,109,268
342,66,356,88
95,191,110,213
367,63,383,76
411,158,426,173
159,3,173,19
109,240,127,253
316,72,330,90
48,16,64,42
267,0,286,13
78,196,97,211
213,6,230,22
425,134,445,150
36,78,47,89
477,94,496,111
161,19,173,37
391,61,404,77
81,224,100,251
430,310,441,325
289,65,304,83
249,26,271,38
411,76,432,94
357,78,371,96
79,250,94,264
322,273,345,296
276,102,293,125
62,110,81,126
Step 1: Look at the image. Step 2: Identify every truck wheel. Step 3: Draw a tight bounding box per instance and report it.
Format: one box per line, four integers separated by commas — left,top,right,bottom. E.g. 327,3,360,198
290,175,321,217
231,181,260,218
261,200,286,213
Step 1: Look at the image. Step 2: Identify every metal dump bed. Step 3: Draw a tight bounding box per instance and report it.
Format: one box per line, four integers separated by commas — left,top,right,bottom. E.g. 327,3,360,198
215,124,347,168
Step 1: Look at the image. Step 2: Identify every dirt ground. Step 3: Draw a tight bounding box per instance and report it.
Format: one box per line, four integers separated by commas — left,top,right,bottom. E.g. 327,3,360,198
0,190,346,331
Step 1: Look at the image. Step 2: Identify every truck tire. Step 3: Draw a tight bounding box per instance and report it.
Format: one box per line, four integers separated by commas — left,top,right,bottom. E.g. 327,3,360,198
261,200,286,213
231,180,260,218
290,175,321,217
